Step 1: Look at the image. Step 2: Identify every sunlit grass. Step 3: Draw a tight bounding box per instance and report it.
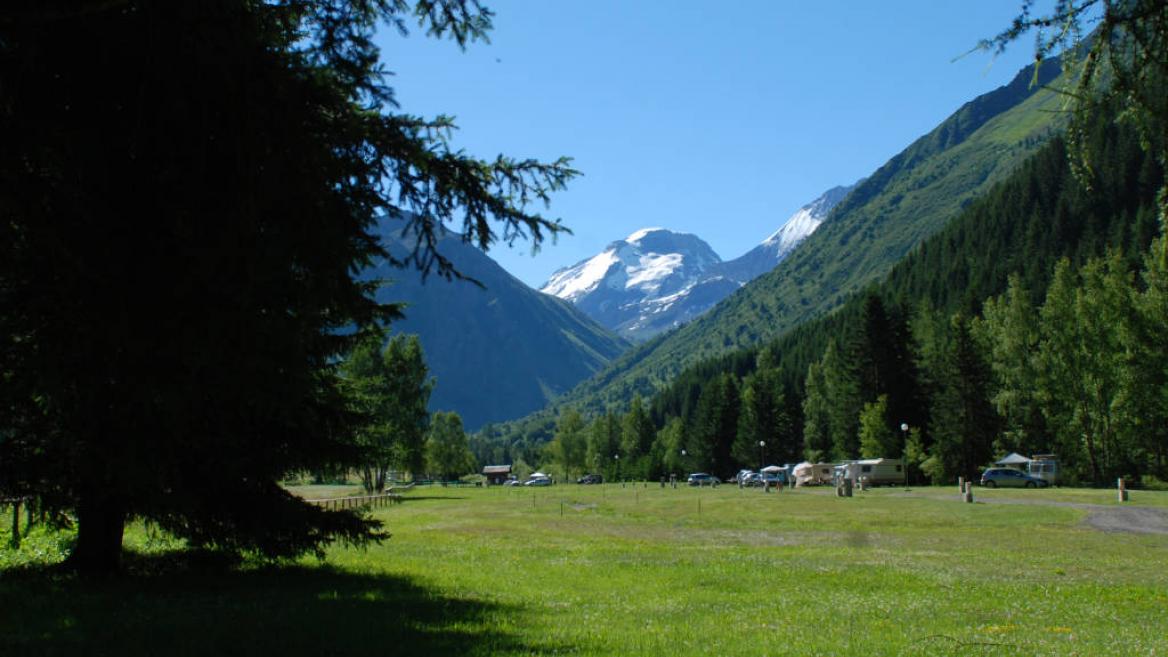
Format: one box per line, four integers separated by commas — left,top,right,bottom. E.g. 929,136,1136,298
2,485,1165,656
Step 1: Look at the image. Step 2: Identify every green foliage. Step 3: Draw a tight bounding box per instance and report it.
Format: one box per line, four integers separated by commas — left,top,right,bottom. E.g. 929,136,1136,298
858,395,897,459
425,412,476,480
801,361,833,462
545,408,587,481
586,413,621,480
732,359,795,468
686,373,740,476
342,333,433,491
924,314,999,483
618,396,655,479
654,417,687,476
974,275,1049,456
984,0,1168,226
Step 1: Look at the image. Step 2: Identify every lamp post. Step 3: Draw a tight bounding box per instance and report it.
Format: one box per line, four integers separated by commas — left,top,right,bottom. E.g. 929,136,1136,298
900,423,909,487
614,454,620,484
758,440,766,470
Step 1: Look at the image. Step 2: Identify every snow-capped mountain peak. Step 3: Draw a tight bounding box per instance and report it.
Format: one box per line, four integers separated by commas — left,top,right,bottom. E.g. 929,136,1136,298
540,228,723,337
541,183,856,341
762,184,852,253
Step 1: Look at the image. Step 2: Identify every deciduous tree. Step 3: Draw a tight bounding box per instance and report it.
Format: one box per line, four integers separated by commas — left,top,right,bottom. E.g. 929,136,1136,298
342,334,433,492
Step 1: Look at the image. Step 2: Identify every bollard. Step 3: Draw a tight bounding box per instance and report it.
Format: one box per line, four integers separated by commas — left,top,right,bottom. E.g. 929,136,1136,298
843,478,853,498
958,476,964,494
963,483,974,503
1118,478,1129,502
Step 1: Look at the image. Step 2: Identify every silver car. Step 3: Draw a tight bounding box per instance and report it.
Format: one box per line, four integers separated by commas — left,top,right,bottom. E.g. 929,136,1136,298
981,467,1048,488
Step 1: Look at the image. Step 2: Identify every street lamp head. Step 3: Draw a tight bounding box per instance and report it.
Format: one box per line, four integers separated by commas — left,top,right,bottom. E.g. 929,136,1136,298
900,423,909,432
759,440,765,447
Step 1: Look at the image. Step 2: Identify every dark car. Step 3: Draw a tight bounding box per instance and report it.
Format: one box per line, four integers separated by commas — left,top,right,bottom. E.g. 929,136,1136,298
577,473,603,485
981,467,1049,488
687,473,720,487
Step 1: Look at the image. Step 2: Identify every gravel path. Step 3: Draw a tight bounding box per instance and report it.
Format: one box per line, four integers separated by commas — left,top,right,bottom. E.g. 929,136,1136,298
1083,505,1168,535
871,489,1168,535
966,495,1168,535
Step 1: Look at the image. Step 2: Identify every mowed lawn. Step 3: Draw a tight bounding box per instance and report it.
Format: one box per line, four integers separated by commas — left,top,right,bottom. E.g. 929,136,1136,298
2,484,1166,656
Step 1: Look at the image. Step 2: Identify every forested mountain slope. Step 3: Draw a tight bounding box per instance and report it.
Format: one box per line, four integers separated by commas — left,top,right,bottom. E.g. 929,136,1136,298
658,118,1158,418
481,112,1162,478
370,229,630,431
547,57,1066,415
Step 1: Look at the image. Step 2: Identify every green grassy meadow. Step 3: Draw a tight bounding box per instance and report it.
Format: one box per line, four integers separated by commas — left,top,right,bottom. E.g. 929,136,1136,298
2,484,1166,656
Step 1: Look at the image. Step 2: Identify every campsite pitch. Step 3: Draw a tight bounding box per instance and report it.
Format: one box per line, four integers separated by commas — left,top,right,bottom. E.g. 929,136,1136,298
2,484,1166,656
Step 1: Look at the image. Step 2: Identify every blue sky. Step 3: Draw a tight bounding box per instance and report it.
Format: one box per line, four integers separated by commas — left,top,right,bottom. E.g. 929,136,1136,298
376,1,1052,288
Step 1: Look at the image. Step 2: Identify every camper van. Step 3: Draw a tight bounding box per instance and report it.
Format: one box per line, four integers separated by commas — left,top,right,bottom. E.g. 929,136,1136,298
836,458,905,487
793,462,836,486
1027,454,1058,485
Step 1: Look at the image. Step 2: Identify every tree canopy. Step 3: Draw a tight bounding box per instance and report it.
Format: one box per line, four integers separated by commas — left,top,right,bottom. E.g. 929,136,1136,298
0,0,575,572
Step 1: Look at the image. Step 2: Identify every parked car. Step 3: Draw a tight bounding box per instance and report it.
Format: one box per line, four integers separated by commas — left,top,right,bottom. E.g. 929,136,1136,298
759,472,786,487
577,473,603,485
687,473,720,487
741,473,762,487
503,478,522,487
981,467,1049,488
524,476,552,487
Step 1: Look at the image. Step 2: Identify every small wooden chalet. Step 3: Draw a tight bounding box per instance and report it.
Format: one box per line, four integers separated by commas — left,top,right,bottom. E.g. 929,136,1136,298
482,464,513,485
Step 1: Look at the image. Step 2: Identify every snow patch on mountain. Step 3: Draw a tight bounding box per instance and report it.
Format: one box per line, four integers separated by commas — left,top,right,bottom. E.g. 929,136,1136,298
540,184,856,341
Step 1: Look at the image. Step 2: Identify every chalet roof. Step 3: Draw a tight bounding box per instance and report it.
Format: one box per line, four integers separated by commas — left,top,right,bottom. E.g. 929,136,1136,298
482,465,512,475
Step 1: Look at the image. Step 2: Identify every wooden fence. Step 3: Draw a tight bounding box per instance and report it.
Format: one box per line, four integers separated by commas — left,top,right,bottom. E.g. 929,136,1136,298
303,493,402,511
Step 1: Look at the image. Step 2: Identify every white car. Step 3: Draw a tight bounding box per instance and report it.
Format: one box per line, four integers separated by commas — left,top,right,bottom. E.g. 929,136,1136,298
523,477,552,487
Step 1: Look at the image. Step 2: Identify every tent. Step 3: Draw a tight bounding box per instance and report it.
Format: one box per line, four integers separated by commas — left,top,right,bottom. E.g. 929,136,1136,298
994,453,1031,470
761,465,784,473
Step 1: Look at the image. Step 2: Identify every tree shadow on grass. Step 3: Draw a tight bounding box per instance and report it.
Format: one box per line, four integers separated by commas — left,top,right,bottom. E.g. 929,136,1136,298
0,554,562,657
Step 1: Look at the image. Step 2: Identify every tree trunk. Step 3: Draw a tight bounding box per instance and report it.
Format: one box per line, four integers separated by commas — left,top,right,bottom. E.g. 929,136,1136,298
10,500,21,549
66,493,126,574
